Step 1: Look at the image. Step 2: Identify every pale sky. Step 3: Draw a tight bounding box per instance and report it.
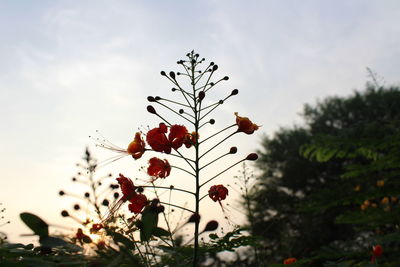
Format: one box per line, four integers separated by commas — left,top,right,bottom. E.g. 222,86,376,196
1,0,400,243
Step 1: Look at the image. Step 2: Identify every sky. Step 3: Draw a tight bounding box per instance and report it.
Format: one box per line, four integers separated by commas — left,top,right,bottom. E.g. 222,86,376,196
1,0,400,244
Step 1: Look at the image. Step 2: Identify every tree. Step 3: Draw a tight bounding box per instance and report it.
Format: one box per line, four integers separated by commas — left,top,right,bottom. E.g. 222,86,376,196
249,84,400,265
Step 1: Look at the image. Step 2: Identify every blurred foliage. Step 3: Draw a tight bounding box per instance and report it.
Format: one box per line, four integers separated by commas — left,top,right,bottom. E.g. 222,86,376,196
249,84,400,265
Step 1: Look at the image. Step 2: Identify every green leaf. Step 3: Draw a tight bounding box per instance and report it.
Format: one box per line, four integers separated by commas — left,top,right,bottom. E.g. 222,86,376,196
140,207,158,242
20,213,49,237
152,227,170,238
209,233,219,240
108,231,136,250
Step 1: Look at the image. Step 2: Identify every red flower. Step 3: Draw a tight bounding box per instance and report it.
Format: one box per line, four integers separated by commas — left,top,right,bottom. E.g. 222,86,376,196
146,123,171,153
371,245,383,263
234,112,259,134
128,194,148,214
90,223,103,233
127,132,146,159
283,257,297,264
168,125,188,149
147,123,190,153
75,228,91,243
147,157,171,179
208,185,229,202
116,174,136,200
184,131,199,148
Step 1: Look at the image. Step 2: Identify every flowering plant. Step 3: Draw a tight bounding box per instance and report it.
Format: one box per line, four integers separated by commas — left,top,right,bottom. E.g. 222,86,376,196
97,51,259,266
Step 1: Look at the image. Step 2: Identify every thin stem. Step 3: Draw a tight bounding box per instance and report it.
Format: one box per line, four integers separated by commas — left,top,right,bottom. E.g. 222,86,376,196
200,152,230,171
159,201,194,213
199,124,236,145
158,97,191,108
199,193,209,202
154,101,195,125
199,131,237,160
151,182,176,248
173,148,196,172
171,165,196,177
139,185,195,195
200,159,245,188
147,149,195,163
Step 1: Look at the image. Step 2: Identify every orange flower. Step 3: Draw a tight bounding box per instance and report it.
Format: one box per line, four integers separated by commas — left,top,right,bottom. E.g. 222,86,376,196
127,132,146,159
128,194,148,214
146,123,171,153
234,112,259,134
147,157,171,179
283,257,297,264
208,185,229,202
377,180,385,187
116,173,136,201
184,131,199,148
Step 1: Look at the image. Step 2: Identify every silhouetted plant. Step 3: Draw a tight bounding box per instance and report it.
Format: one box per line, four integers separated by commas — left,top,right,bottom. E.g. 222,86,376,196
98,51,259,266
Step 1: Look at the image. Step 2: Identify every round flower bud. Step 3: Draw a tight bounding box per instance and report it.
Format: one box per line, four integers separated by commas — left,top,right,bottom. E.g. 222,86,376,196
231,89,239,95
147,96,156,102
169,71,175,79
160,71,166,76
61,210,69,217
102,199,109,206
147,105,156,114
188,213,200,223
73,204,80,210
229,147,238,154
246,153,258,161
209,119,215,125
59,190,65,196
204,220,219,232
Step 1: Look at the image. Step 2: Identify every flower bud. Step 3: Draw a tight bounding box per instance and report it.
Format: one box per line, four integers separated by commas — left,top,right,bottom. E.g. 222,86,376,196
160,71,166,76
137,186,144,193
203,220,218,232
84,192,90,198
188,213,200,223
113,192,119,199
169,71,175,79
147,105,156,114
229,147,238,154
102,199,109,206
147,96,156,102
155,96,161,101
198,91,205,101
223,76,229,80
209,119,215,125
246,153,258,161
73,204,80,210
212,65,218,71
179,109,184,114
61,210,69,217
59,190,65,196
231,89,239,95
